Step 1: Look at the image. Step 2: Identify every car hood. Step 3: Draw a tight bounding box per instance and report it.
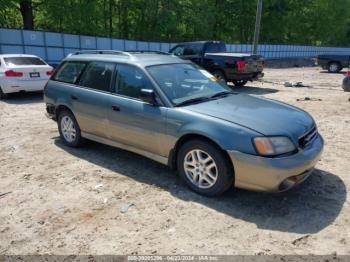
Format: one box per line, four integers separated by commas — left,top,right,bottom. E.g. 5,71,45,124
183,94,314,140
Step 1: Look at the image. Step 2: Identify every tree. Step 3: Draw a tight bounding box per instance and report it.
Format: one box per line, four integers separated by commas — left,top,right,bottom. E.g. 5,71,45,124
19,0,34,29
0,0,349,46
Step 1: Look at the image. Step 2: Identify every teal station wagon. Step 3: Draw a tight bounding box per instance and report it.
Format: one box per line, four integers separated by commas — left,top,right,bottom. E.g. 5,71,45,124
44,50,324,196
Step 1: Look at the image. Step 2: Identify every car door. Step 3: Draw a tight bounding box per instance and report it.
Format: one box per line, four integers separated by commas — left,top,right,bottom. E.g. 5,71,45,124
106,63,168,156
73,61,115,138
171,44,204,66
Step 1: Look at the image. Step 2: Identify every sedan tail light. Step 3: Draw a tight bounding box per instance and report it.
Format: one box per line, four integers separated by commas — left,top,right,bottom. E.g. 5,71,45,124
346,70,350,76
46,69,55,76
236,60,245,71
5,70,23,77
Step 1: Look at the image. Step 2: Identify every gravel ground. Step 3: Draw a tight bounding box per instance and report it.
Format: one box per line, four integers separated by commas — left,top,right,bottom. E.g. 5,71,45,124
0,67,349,255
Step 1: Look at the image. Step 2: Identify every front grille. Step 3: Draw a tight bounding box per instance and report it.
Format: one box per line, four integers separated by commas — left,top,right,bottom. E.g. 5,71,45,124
299,126,318,148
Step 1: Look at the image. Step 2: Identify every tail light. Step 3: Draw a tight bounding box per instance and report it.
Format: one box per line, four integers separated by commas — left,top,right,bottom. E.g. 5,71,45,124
5,70,23,77
46,69,55,76
236,60,245,71
346,71,350,76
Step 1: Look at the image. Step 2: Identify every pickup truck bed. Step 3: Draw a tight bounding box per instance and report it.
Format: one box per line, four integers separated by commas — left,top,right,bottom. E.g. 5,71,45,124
205,52,264,83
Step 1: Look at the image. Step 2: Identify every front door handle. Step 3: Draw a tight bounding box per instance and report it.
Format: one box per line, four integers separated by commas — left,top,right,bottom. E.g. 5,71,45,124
71,95,78,100
111,105,120,111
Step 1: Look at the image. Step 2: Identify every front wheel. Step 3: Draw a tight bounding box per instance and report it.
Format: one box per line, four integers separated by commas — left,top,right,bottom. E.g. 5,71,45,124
177,139,234,196
233,80,248,87
58,110,84,147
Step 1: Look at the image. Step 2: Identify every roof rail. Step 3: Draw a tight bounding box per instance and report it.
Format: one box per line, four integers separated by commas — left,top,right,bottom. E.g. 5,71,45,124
126,50,171,55
72,50,132,57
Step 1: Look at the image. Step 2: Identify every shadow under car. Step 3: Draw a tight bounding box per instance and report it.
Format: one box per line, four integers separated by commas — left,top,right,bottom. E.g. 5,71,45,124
229,85,279,95
0,91,43,104
54,138,346,234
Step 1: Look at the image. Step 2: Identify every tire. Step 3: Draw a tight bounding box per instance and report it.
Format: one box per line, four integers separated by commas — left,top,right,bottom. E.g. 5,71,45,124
328,62,342,73
58,110,84,147
213,70,227,83
233,80,248,87
177,139,234,196
0,87,8,100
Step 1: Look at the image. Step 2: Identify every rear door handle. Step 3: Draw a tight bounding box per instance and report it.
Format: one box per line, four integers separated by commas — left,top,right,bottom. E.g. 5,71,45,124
111,105,120,111
71,95,78,100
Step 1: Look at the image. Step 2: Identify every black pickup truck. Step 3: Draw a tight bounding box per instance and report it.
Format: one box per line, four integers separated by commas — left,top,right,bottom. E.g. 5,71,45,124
169,41,264,86
317,54,350,73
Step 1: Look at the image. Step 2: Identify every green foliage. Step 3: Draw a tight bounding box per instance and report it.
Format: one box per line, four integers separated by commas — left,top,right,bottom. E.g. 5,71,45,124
0,0,349,46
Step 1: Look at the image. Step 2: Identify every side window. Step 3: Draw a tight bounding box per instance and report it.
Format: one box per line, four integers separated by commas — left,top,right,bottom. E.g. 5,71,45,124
171,46,184,56
115,64,153,99
53,61,86,84
183,44,202,56
79,62,115,92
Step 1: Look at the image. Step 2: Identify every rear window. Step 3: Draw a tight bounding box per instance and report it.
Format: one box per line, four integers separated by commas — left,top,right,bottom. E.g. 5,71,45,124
53,61,87,84
183,43,203,56
205,43,226,53
4,57,47,66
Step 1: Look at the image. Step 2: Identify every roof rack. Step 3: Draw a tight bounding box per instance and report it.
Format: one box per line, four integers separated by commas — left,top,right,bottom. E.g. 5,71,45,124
72,50,132,57
126,50,171,55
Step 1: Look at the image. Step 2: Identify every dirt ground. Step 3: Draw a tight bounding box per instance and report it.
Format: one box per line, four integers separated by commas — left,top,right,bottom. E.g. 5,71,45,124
0,67,349,255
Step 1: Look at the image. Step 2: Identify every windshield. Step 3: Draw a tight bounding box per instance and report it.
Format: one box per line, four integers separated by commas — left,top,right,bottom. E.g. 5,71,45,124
4,57,47,66
147,63,231,105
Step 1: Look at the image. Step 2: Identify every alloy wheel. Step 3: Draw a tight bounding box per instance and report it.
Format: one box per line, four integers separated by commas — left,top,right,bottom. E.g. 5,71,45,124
183,149,218,189
61,115,77,143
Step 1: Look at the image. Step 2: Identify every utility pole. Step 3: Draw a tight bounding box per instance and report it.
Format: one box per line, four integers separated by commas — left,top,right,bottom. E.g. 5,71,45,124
252,0,263,54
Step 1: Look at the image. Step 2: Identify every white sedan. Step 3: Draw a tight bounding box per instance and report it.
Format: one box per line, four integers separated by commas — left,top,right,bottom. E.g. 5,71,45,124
0,54,53,99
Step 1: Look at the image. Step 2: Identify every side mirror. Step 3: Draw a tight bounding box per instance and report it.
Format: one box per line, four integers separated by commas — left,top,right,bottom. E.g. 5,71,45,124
140,89,158,105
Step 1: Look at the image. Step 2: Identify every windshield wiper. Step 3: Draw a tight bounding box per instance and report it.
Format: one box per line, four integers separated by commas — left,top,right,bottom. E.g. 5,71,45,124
210,91,234,99
175,97,210,107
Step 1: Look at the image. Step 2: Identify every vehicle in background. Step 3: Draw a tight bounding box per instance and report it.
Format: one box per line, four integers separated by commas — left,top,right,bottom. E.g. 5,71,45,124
0,54,53,99
44,50,323,196
316,54,350,73
343,71,350,92
169,41,264,86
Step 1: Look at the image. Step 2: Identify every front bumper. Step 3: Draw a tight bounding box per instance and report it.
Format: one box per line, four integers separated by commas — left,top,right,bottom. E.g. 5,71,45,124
227,134,324,192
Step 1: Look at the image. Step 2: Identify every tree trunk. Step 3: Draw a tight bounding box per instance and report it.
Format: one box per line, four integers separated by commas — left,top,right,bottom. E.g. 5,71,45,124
108,0,113,37
19,0,34,30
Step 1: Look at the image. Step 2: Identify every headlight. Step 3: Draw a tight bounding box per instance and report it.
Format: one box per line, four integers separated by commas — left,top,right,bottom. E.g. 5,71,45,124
253,136,296,156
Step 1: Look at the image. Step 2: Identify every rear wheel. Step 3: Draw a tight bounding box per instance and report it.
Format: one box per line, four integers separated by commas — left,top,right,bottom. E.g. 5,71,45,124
233,80,248,87
0,87,8,99
328,62,342,73
58,110,84,147
177,139,234,196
